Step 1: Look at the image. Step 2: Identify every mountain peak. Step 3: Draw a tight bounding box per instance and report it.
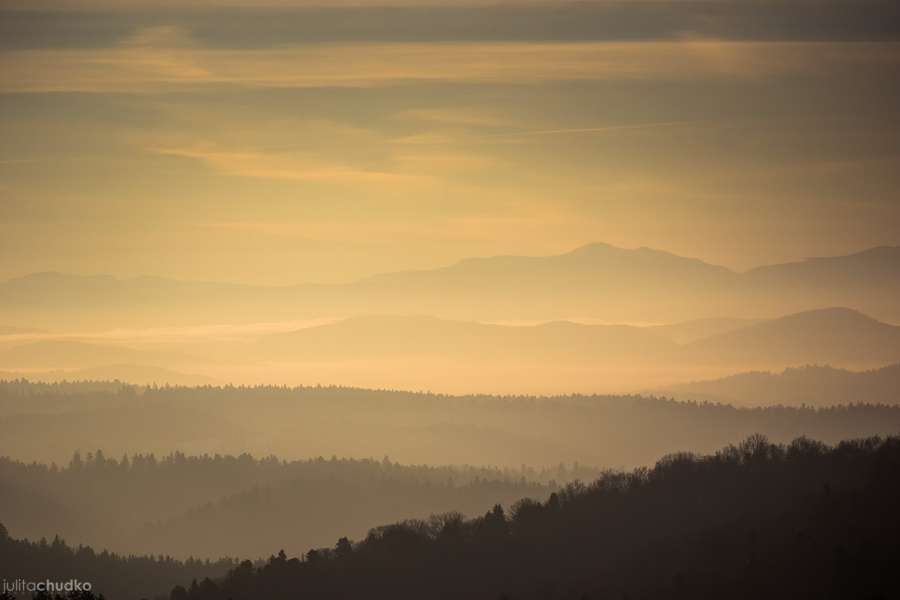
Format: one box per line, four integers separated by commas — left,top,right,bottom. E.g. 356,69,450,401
564,242,616,256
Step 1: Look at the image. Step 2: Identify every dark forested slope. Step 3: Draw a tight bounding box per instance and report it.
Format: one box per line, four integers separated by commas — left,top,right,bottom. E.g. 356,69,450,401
0,525,234,600
175,435,900,600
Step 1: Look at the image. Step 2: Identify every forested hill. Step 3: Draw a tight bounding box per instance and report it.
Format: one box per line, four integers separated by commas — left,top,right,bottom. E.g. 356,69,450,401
0,524,234,600
4,381,900,468
175,435,900,600
659,363,900,407
1,452,559,560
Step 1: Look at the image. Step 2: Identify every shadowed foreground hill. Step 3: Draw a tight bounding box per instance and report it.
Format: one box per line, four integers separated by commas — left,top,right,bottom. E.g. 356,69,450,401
177,435,900,600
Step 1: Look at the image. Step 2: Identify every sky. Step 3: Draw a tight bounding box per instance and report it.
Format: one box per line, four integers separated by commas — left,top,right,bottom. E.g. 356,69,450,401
1,0,899,285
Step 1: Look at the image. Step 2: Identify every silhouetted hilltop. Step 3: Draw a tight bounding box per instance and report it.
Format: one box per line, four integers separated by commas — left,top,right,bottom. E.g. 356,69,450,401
171,434,900,600
743,245,900,289
685,307,900,367
659,363,900,407
359,242,735,292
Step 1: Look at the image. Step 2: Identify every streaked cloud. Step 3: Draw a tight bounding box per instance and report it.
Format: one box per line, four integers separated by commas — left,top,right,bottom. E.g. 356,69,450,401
395,108,516,128
155,146,431,184
4,35,899,94
1,0,899,284
3,1,898,48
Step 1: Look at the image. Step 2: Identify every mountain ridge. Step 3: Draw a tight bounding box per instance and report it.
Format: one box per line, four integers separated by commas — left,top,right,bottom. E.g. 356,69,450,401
8,242,899,289
2,243,899,327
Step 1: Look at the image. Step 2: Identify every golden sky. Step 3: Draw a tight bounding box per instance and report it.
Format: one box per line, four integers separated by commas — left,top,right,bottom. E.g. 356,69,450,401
1,1,899,284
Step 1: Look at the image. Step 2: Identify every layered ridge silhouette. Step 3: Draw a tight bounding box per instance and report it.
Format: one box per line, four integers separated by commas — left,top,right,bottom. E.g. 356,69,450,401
2,244,898,329
3,381,900,469
2,307,898,394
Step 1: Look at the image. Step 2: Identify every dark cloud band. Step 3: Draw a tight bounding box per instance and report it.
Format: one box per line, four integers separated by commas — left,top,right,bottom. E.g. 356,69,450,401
2,1,900,50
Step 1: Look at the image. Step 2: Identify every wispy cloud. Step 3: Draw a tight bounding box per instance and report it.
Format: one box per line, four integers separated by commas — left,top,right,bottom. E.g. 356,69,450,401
5,34,895,94
155,146,429,184
3,0,898,47
395,108,516,128
389,119,699,150
488,122,683,138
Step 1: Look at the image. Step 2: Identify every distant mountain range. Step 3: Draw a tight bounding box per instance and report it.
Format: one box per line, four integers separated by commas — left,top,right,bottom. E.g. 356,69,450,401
2,243,898,328
5,306,897,369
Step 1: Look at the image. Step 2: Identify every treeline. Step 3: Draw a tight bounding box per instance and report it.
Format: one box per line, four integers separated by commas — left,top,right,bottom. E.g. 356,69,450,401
176,435,900,600
0,523,234,600
3,381,900,469
1,451,558,559
0,379,128,397
0,379,131,415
